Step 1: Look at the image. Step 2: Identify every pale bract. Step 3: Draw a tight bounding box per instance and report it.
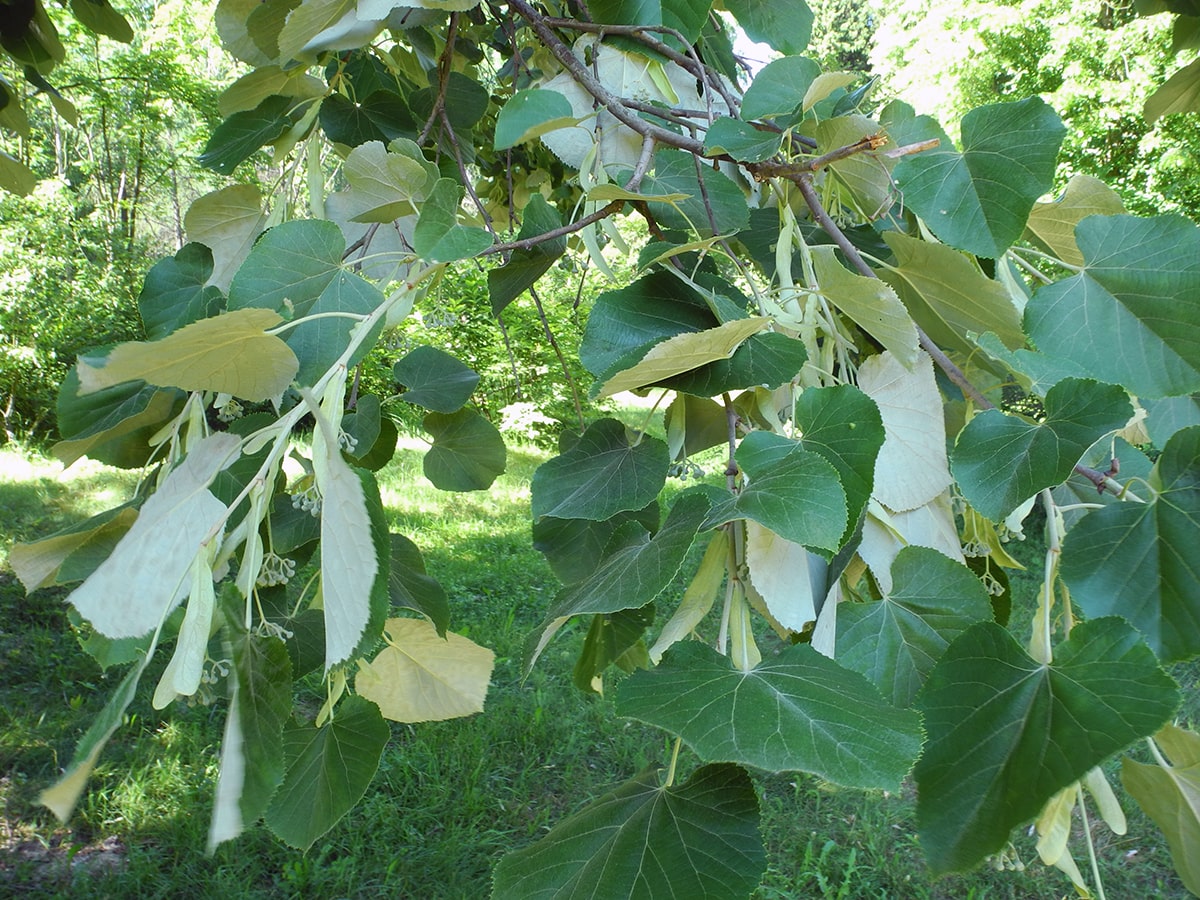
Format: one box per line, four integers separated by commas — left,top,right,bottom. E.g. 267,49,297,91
67,433,240,638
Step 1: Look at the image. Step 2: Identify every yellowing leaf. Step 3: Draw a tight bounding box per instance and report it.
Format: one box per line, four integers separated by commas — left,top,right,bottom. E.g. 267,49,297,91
744,521,823,632
9,508,138,593
813,247,918,369
858,495,964,594
185,185,268,290
596,318,770,398
219,66,326,117
586,184,690,204
857,351,952,512
277,0,356,60
1122,724,1200,895
67,433,239,637
152,552,217,709
804,73,858,112
356,617,495,722
1023,175,1125,267
77,309,299,402
341,140,435,223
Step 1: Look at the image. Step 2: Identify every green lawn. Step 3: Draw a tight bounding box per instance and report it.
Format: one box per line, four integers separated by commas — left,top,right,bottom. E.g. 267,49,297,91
0,441,1193,898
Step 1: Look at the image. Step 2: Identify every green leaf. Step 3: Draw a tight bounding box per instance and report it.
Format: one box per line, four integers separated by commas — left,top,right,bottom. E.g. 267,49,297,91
665,394,727,460
1146,56,1200,123
393,345,480,413
581,271,717,378
703,117,782,162
891,97,1065,258
410,71,489,131
209,628,292,849
288,271,384,386
412,178,494,262
702,431,848,554
723,0,813,56
837,547,994,707
69,0,134,42
616,641,922,789
138,243,225,340
491,764,765,900
595,317,769,398
532,492,711,659
199,95,303,175
54,370,184,469
1061,425,1200,662
741,56,821,121
588,0,713,44
422,409,507,491
487,194,565,314
10,505,138,594
494,88,576,150
794,385,884,546
879,230,1025,354
0,150,37,195
319,89,417,148
1024,214,1200,399
388,533,450,636
337,139,437,223
642,149,749,237
814,114,894,218
532,419,669,522
660,332,808,397
228,219,346,317
574,605,655,692
952,378,1133,521
264,696,389,851
914,618,1179,875
1121,724,1200,896
532,501,661,585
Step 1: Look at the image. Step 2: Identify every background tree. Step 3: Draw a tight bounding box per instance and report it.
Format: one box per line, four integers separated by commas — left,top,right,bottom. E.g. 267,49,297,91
871,0,1200,218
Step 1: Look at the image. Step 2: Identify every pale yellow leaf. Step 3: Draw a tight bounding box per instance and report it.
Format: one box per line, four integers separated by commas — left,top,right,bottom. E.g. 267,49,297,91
650,530,727,663
356,617,495,722
215,0,275,65
858,350,951,512
277,0,356,60
67,434,239,637
39,741,105,823
1023,175,1125,267
314,412,377,668
185,185,268,290
9,508,138,593
804,73,859,112
208,686,246,851
596,317,769,398
77,309,299,402
341,140,433,222
744,520,823,632
859,494,964,594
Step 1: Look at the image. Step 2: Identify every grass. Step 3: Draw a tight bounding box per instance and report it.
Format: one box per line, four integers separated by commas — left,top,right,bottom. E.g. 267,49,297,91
0,438,1195,899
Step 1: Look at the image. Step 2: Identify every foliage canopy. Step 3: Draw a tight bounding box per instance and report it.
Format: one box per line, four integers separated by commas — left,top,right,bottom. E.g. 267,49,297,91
5,0,1200,896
